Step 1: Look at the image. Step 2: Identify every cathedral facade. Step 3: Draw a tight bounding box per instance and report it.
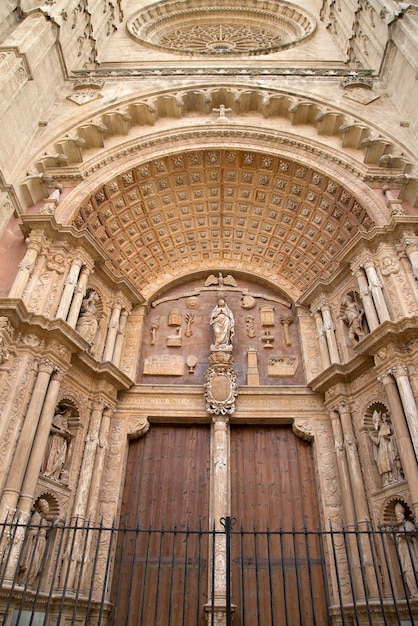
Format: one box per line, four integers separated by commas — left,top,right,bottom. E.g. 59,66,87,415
0,0,417,623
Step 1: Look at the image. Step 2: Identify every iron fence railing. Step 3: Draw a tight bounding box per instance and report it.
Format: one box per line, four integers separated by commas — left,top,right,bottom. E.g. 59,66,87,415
1,516,418,625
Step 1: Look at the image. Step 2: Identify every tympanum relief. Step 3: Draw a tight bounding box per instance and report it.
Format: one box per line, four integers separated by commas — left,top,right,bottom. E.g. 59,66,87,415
138,274,303,386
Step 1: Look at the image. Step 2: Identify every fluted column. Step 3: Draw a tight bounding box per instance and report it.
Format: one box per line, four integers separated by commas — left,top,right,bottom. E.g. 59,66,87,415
338,402,378,597
363,259,391,324
66,266,91,328
103,303,122,362
313,309,330,369
354,267,379,331
329,409,356,524
321,302,340,364
328,408,363,598
112,309,128,366
0,359,55,518
18,368,64,514
72,398,106,522
8,233,44,298
378,372,418,519
391,365,418,460
55,257,83,320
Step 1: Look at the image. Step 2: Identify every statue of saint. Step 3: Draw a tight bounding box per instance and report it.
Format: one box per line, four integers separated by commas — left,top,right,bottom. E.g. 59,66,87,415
75,291,99,344
18,499,50,587
394,503,418,598
369,410,403,486
341,294,364,345
41,408,73,481
210,298,234,349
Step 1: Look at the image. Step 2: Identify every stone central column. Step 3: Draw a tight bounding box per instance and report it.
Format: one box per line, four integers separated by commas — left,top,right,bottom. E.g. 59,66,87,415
204,296,237,625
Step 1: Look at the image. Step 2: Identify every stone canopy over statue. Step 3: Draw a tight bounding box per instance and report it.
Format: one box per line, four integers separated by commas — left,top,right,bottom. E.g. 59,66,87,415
210,297,235,351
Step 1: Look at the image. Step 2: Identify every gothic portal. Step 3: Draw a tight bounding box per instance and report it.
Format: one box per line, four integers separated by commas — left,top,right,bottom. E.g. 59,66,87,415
0,0,417,624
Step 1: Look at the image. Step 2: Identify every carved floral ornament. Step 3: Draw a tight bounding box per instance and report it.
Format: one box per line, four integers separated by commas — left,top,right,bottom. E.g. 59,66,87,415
127,0,316,56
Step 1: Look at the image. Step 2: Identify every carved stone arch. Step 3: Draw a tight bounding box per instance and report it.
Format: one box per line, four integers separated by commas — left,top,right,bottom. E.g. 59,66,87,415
33,491,60,521
22,85,417,210
381,495,413,525
362,399,391,430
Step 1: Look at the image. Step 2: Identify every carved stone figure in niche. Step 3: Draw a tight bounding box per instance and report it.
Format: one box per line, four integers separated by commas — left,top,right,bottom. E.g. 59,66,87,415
394,503,418,598
369,410,403,486
75,290,100,344
341,294,365,345
205,273,237,288
150,317,160,345
41,408,73,481
210,298,234,349
245,315,255,338
18,498,50,586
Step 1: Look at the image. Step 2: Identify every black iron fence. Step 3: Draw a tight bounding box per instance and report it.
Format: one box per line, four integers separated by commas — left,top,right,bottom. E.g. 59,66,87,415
1,516,418,625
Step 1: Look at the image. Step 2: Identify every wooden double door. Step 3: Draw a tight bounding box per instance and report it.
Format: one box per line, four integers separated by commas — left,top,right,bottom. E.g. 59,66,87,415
113,423,326,625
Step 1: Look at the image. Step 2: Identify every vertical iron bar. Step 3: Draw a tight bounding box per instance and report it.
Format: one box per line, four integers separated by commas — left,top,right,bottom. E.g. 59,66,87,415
240,522,246,626
266,524,275,626
182,522,190,626
365,524,388,626
98,521,116,625
124,523,140,626
196,520,203,626
210,520,215,626
303,521,317,626
291,523,302,626
153,521,165,626
56,517,79,626
71,520,91,625
224,517,232,626
390,523,414,622
84,521,103,625
376,524,401,624
29,517,56,626
111,517,129,626
328,522,347,626
253,521,261,626
45,520,65,623
341,522,360,626
139,522,152,626
317,524,332,626
279,523,289,626
5,516,34,625
353,524,372,625
168,522,178,626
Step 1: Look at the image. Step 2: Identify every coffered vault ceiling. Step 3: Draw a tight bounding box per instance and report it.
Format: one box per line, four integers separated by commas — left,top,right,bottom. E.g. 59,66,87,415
72,148,374,301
